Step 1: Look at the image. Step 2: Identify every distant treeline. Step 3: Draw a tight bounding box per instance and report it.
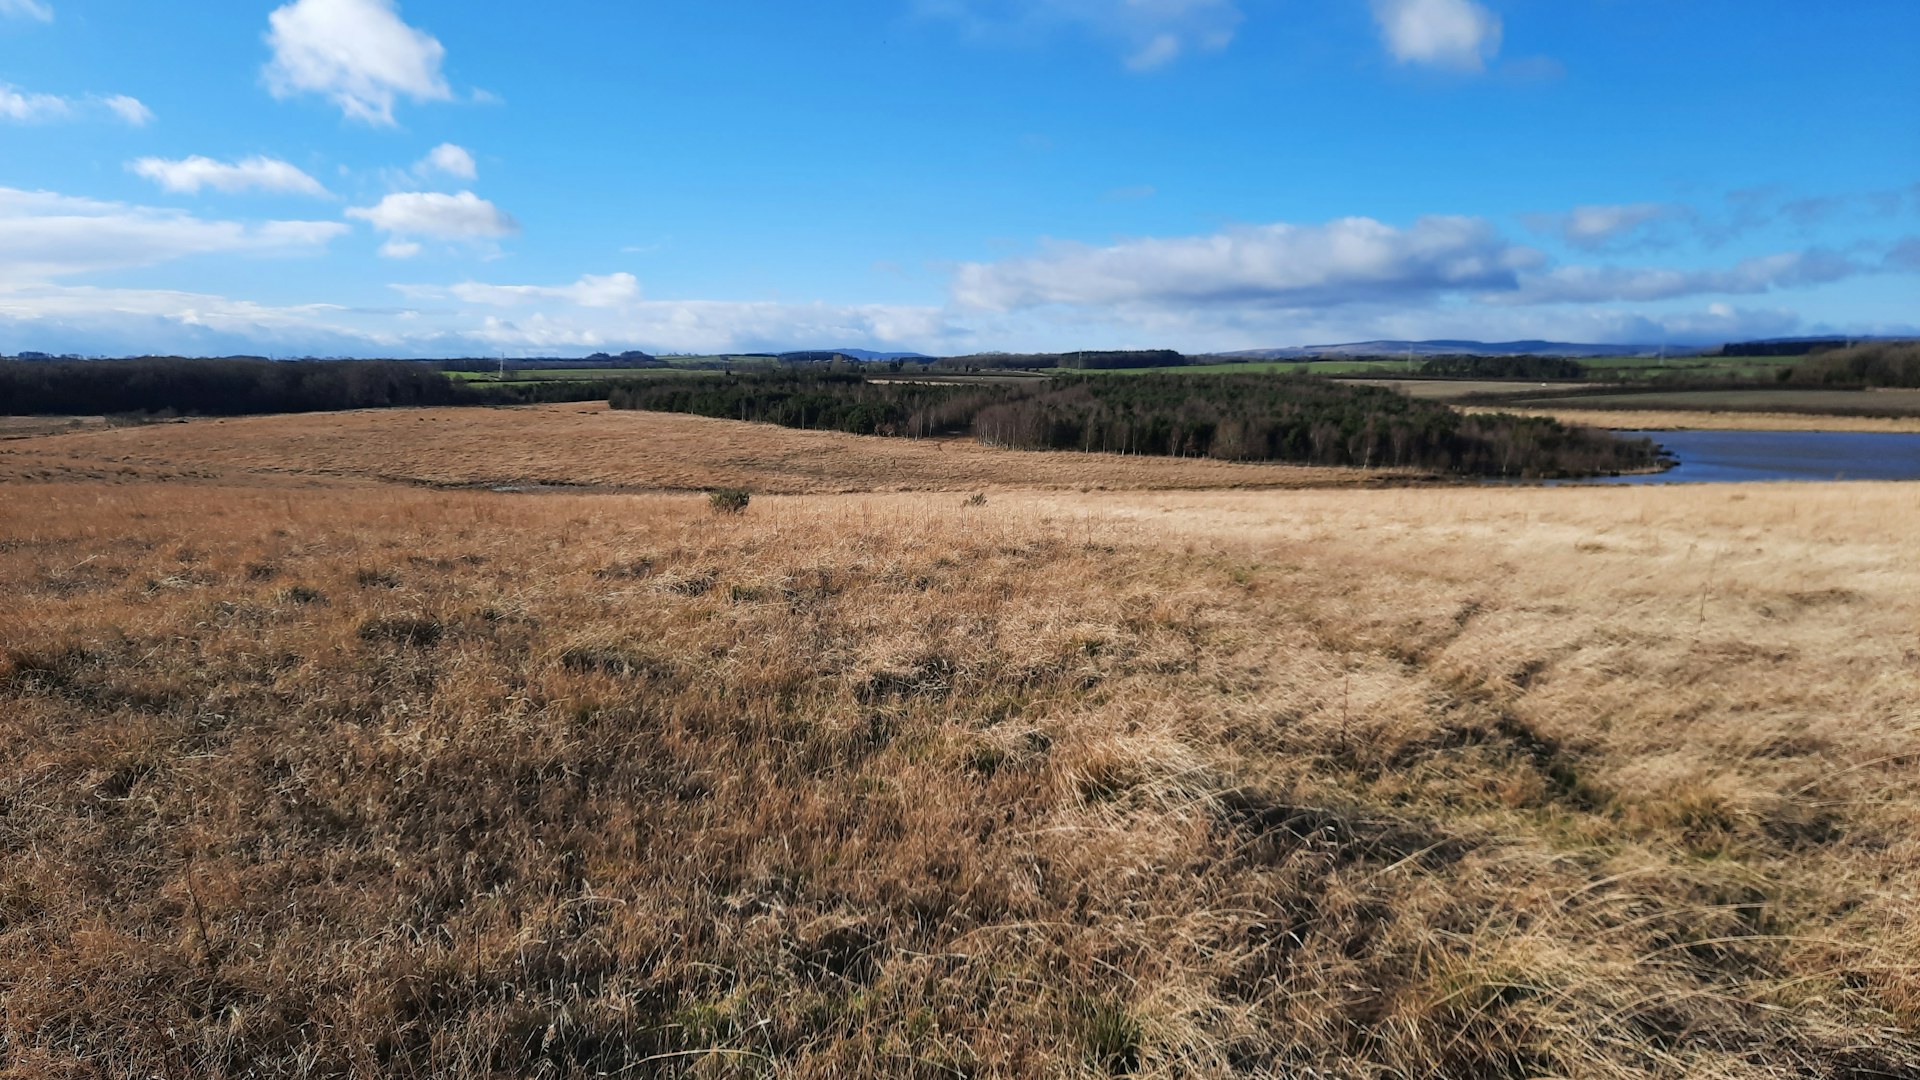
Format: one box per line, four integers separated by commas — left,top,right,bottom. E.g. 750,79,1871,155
1782,341,1920,388
612,372,1659,478
0,358,615,416
1720,339,1851,357
610,373,999,438
436,352,662,373
932,350,1190,371
1418,355,1588,380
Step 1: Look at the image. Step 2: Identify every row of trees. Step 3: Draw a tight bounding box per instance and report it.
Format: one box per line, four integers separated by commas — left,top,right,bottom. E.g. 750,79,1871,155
609,373,1016,438
0,358,620,416
930,350,1190,371
1418,355,1588,380
969,377,1653,476
611,372,1660,478
1782,341,1920,388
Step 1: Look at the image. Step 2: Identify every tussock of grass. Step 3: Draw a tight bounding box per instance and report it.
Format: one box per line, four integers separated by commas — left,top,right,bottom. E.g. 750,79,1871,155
0,478,1916,1077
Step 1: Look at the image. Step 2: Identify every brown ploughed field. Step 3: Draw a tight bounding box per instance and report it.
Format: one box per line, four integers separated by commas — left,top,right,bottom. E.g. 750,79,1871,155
2,408,1915,1078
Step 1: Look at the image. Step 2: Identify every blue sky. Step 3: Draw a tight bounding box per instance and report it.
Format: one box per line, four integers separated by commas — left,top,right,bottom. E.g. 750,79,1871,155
0,0,1915,356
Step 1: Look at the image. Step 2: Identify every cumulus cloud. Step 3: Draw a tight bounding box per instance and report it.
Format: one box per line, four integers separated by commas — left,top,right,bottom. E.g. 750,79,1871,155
0,187,347,283
0,0,52,21
263,0,451,125
1,86,152,125
1372,0,1502,71
419,142,477,181
1523,203,1684,252
953,216,1539,311
346,191,518,254
132,155,330,197
920,0,1241,71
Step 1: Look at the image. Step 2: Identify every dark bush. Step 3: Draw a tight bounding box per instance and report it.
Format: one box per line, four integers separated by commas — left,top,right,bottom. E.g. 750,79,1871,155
1419,354,1587,380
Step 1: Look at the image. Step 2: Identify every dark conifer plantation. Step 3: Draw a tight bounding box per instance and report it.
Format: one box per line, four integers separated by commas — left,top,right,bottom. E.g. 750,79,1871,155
0,358,614,416
611,372,1660,478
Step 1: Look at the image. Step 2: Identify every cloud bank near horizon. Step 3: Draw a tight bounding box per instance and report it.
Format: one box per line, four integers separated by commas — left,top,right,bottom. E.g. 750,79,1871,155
3,187,1911,357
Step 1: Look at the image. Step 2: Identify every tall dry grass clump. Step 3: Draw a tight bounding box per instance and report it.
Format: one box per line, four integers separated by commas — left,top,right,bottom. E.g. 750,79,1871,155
1,477,1916,1078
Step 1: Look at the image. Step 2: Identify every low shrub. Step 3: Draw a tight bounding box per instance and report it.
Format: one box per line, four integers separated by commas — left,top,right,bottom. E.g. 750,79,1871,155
709,488,751,515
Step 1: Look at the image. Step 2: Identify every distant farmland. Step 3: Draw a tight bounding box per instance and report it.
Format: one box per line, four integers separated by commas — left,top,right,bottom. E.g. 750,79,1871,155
444,367,727,384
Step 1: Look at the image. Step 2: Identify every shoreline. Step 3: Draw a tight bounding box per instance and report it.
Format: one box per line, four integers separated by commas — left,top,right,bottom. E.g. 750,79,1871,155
1495,407,1920,434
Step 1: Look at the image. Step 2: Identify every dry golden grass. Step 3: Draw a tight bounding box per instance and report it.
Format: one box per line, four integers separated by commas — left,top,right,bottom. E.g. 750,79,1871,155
0,404,1391,492
2,419,1918,1077
0,416,108,440
1502,408,1920,433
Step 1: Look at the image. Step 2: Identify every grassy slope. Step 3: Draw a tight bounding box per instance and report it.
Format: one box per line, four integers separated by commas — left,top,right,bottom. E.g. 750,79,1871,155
0,404,1394,492
1,416,1917,1077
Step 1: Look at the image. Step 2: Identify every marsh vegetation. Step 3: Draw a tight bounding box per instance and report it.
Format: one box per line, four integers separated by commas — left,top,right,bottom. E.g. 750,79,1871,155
0,407,1915,1077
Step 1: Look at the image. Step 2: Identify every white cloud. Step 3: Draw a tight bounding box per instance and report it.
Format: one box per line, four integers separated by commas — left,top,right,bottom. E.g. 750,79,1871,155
379,239,423,259
263,0,451,125
921,0,1241,71
428,272,643,308
954,216,1539,311
461,299,964,354
1524,203,1683,251
0,187,348,282
0,85,69,122
1372,0,1502,71
389,272,966,354
0,0,52,21
346,191,518,244
1,86,150,125
419,142,477,181
132,156,330,197
0,284,362,346
100,95,153,126
1127,33,1183,71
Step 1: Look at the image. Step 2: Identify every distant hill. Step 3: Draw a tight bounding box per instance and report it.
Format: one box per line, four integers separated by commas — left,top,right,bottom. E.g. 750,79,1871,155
1213,340,1681,360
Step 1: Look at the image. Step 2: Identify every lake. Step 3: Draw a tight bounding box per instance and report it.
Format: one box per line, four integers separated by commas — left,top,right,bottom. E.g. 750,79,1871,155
1576,430,1920,485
